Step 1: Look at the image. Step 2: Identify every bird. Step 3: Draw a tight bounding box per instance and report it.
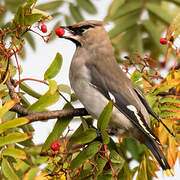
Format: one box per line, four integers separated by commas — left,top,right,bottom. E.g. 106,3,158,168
59,20,174,176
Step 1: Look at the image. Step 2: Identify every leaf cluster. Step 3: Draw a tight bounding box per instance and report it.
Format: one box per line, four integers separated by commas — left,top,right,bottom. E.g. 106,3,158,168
106,0,180,62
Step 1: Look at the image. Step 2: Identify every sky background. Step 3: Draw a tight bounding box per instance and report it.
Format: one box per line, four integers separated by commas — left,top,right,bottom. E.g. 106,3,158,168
13,0,180,179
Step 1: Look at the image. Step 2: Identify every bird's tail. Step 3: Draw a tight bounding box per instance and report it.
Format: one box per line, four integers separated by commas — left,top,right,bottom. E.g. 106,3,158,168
144,137,174,176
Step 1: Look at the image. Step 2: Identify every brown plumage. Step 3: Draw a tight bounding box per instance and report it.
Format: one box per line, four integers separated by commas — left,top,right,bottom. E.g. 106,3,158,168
59,20,174,176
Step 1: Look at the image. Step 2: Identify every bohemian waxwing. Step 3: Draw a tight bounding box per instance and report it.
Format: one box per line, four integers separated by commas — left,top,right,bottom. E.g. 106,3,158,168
59,20,174,175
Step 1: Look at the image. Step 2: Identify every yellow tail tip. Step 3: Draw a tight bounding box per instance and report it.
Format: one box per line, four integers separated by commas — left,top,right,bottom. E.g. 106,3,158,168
164,169,174,176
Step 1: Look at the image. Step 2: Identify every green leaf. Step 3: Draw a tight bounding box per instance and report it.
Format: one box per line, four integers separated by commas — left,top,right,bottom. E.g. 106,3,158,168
2,111,16,122
81,117,89,131
70,141,101,170
111,0,142,20
109,11,140,39
0,98,19,118
130,70,142,84
36,1,64,11
2,159,19,180
101,131,110,145
142,20,166,54
80,169,92,179
71,93,78,102
121,138,145,161
65,15,73,26
48,79,58,94
70,128,97,145
146,2,173,25
41,104,73,151
67,123,84,149
24,0,36,11
14,159,30,175
19,93,31,108
0,132,30,147
159,96,180,104
31,8,52,21
21,123,34,134
109,150,125,165
24,14,42,25
25,167,40,180
0,117,29,134
2,148,27,159
28,89,59,112
94,157,108,176
117,161,132,180
77,0,97,14
131,25,144,56
136,155,148,180
44,53,63,80
69,3,84,22
20,82,42,99
33,156,48,165
145,94,157,107
97,100,113,131
106,0,124,20
58,84,71,95
25,146,41,156
24,32,36,50
160,111,180,119
160,103,180,111
152,79,180,95
14,6,24,25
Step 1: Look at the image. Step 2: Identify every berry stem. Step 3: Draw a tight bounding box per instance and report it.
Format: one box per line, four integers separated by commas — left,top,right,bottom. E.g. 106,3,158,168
103,144,117,180
15,78,49,87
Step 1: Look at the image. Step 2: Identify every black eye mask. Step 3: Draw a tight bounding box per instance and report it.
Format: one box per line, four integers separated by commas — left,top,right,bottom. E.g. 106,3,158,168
68,25,94,35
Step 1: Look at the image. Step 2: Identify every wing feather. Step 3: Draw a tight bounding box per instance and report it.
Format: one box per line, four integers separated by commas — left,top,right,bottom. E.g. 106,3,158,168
87,64,161,144
134,88,175,137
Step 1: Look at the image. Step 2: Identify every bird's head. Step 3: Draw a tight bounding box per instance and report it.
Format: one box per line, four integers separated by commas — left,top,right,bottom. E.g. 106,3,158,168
59,20,107,47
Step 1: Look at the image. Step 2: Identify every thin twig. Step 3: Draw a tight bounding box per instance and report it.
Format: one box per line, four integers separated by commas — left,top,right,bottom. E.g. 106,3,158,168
15,78,49,87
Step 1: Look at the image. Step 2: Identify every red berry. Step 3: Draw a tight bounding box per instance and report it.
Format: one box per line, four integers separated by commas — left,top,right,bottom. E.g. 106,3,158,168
41,25,47,33
55,27,65,37
160,38,167,45
50,141,60,151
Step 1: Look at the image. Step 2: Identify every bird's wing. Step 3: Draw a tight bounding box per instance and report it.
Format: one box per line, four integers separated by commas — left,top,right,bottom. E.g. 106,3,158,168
86,63,161,145
133,88,175,136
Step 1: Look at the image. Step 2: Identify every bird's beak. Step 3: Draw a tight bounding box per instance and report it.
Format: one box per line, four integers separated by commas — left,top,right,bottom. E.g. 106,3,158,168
60,26,77,40
59,26,82,46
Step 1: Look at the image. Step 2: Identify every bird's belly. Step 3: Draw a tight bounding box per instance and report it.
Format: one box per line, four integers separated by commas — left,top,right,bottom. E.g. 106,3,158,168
70,78,133,136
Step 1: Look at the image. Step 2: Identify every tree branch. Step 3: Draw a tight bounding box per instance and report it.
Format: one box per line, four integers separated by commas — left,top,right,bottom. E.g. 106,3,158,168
25,108,88,123
10,104,33,116
6,76,89,122
6,76,19,99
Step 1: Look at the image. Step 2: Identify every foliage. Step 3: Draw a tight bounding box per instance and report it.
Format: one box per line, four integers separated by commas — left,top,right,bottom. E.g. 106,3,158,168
0,0,179,179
